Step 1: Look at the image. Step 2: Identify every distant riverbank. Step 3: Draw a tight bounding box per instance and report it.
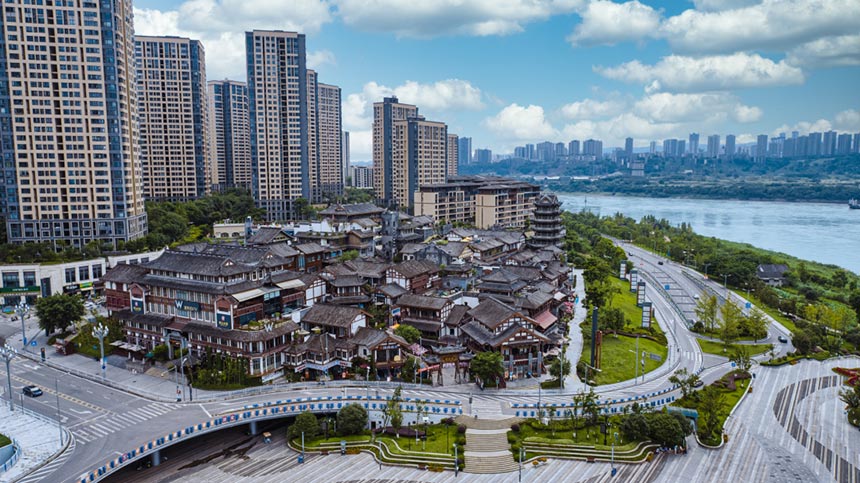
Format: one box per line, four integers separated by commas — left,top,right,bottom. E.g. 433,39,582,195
554,193,860,273
545,178,859,204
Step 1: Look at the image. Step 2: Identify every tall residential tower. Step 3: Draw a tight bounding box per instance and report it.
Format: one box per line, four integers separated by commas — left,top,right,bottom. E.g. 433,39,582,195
208,80,251,189
135,36,210,201
0,0,147,246
373,97,418,206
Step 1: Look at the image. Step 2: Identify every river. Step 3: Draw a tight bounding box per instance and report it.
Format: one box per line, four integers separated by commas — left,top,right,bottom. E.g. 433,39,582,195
555,193,860,274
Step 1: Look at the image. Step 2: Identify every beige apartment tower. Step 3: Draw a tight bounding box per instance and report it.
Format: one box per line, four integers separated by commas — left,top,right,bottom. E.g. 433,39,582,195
316,83,343,201
447,133,459,178
246,30,309,221
391,116,448,209
373,97,418,206
208,80,251,189
0,0,147,246
135,36,210,201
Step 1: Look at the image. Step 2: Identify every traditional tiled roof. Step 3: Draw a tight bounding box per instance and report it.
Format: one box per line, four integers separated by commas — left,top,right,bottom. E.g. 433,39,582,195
390,259,438,278
445,305,470,327
396,293,450,311
184,319,299,342
461,320,549,348
349,327,387,348
295,242,327,255
757,264,789,279
302,303,364,328
466,297,518,330
246,226,285,245
329,275,364,287
400,318,442,334
399,243,426,255
102,263,147,284
377,283,408,298
319,203,384,217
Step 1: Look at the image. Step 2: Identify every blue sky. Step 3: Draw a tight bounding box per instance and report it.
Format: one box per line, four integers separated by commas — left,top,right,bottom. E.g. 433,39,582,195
135,0,860,160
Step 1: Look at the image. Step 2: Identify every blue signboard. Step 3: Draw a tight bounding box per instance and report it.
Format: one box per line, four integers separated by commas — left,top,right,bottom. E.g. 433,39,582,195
131,299,144,313
174,300,200,311
745,302,752,309
664,284,670,290
216,313,232,329
30,340,37,347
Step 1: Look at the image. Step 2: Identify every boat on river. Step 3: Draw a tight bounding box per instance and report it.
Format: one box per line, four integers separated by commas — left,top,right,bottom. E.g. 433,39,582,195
850,198,860,209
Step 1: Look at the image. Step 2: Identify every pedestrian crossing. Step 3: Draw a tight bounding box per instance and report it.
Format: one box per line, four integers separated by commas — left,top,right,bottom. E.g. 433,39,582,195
16,433,77,483
70,402,181,444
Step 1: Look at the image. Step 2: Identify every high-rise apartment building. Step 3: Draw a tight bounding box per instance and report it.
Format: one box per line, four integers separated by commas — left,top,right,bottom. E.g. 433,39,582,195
135,36,209,201
583,139,603,158
373,97,418,206
725,135,736,158
624,137,633,160
447,133,459,177
208,80,251,190
1,0,147,246
808,132,822,156
569,140,580,157
315,82,343,201
246,30,309,221
853,133,860,154
756,135,769,161
350,166,373,189
514,147,527,159
836,133,852,155
822,130,837,156
458,137,472,165
649,141,657,154
474,149,493,164
342,131,350,185
536,141,555,161
392,116,447,208
555,142,567,158
525,144,535,160
689,133,699,156
706,134,720,158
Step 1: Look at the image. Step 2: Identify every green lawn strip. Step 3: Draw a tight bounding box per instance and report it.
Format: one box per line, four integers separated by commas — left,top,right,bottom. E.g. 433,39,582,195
0,433,11,447
672,370,748,446
607,278,666,342
581,334,668,385
695,339,772,357
760,350,832,366
509,419,652,461
301,424,459,456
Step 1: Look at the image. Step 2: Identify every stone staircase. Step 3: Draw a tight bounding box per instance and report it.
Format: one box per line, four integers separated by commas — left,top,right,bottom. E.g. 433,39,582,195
455,415,522,430
464,428,519,474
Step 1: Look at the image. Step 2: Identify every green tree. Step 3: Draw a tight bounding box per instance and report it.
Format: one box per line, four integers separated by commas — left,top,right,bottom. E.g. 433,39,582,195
549,357,572,383
290,411,320,439
741,308,768,340
792,329,814,354
470,351,504,386
34,294,85,336
697,386,726,440
393,324,421,344
695,295,719,332
730,347,752,374
620,413,649,441
598,307,626,333
719,301,742,348
338,250,360,262
401,356,419,383
645,412,685,447
668,368,700,399
581,387,600,425
337,403,368,436
378,386,403,440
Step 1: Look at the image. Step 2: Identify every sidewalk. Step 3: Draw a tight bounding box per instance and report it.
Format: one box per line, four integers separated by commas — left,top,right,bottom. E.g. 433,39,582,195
0,402,67,482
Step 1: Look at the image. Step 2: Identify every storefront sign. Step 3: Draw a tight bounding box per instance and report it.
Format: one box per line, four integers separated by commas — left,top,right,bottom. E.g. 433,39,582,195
216,312,232,329
0,285,39,294
174,299,200,311
131,299,145,313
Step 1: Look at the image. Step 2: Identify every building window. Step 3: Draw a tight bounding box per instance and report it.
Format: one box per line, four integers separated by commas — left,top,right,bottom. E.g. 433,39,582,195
65,268,76,284
79,266,89,281
2,272,20,288
23,271,36,287
92,265,103,279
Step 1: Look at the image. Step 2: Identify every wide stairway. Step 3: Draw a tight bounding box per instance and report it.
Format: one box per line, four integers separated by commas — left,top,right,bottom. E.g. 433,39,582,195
464,428,519,474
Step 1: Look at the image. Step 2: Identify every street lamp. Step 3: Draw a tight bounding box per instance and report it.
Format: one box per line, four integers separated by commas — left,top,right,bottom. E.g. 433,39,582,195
453,443,458,477
1,344,17,411
16,302,30,349
519,446,524,482
611,431,619,477
92,322,109,380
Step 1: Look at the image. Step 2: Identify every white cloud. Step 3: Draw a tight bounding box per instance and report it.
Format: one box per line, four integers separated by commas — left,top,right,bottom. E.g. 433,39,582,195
134,1,334,79
595,53,805,92
633,92,761,123
786,34,860,68
307,50,337,70
334,0,582,38
835,109,860,132
691,0,760,11
567,0,661,47
348,130,373,161
484,104,557,140
559,98,626,120
660,0,860,54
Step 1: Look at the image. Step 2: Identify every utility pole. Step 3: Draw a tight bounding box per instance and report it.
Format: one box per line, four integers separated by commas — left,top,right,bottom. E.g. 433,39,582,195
17,302,30,349
1,344,17,411
55,378,63,445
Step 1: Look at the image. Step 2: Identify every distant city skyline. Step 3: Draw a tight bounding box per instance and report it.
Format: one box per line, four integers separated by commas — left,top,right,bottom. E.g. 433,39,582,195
135,0,859,160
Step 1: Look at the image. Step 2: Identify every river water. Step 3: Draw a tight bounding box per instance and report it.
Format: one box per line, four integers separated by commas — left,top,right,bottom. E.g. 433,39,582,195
555,193,860,274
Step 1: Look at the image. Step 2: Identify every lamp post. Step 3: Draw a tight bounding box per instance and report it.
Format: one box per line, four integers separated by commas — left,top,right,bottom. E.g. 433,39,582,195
519,446,524,482
1,344,16,411
611,431,618,476
703,263,711,279
92,322,109,380
453,443,458,477
17,302,30,349
722,274,729,297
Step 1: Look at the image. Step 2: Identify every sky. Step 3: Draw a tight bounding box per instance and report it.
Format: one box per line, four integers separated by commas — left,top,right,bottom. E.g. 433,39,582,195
134,0,860,161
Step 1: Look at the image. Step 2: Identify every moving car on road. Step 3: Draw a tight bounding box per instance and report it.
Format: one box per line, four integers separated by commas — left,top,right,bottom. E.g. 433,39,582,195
778,335,789,343
23,385,43,397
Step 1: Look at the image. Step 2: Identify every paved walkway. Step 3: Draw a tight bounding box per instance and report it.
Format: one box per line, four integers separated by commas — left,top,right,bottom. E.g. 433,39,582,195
0,403,68,483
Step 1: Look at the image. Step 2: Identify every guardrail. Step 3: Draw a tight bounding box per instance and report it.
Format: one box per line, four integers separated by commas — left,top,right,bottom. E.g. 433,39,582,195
78,394,463,483
639,270,687,326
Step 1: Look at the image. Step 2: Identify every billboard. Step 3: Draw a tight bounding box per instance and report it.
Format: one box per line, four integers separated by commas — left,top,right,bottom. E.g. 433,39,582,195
619,261,627,279
629,269,638,292
637,281,646,307
641,301,652,328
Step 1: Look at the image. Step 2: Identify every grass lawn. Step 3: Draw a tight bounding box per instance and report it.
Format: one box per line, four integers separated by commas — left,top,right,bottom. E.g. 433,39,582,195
673,370,749,446
302,423,459,455
0,433,10,447
581,334,668,385
607,278,667,341
696,339,772,357
510,417,641,449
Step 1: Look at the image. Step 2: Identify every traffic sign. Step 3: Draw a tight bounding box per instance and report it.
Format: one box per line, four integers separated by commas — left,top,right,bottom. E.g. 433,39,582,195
745,302,752,309
664,284,670,290
30,340,37,347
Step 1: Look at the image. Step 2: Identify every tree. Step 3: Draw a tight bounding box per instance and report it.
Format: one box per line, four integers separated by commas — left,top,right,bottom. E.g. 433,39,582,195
549,357,571,383
401,356,419,383
645,412,685,447
337,404,368,436
598,307,626,333
290,411,320,439
378,386,403,440
394,324,421,344
670,412,694,438
730,347,752,374
620,413,649,441
697,386,726,439
669,368,700,399
470,351,504,386
582,387,600,425
741,308,768,340
34,294,85,336
338,250,360,262
719,301,742,348
792,329,814,354
695,295,719,332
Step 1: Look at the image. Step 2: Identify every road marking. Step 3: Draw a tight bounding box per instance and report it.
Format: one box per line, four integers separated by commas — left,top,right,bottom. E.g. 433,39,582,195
200,404,212,418
69,408,93,415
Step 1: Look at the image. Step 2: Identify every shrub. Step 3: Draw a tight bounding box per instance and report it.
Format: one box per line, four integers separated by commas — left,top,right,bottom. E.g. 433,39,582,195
507,432,517,444
457,424,466,434
510,423,520,432
510,443,521,455
443,417,455,425
337,403,369,436
456,435,466,446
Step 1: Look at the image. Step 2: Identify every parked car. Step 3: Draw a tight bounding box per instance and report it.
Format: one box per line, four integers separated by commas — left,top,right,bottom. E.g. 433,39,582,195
23,385,43,397
657,261,664,265
778,335,789,343
693,380,704,388
693,294,700,300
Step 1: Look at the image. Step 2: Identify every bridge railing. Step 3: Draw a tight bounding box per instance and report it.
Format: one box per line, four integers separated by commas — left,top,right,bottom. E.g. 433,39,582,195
78,394,463,483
